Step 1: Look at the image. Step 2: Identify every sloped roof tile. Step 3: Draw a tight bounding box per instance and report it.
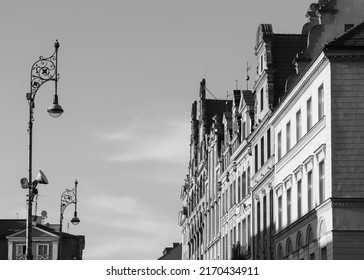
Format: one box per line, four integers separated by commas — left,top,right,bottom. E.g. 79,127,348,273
325,21,364,49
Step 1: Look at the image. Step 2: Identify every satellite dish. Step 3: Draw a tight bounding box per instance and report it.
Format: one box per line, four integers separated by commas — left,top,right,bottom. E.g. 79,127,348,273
41,210,48,218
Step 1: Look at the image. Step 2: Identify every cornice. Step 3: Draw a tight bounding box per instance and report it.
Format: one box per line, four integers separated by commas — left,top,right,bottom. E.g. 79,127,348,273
332,198,364,208
270,54,329,125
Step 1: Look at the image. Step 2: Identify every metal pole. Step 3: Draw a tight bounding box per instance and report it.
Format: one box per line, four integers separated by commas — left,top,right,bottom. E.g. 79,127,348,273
59,212,63,260
26,100,34,260
25,41,61,260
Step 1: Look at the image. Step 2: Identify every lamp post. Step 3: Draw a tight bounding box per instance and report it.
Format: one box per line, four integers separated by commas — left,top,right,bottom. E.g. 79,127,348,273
59,179,80,260
23,41,63,260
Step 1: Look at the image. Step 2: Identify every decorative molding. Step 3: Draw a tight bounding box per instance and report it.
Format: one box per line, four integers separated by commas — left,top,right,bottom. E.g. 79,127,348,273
283,174,293,190
294,164,303,181
303,155,314,173
314,143,326,163
275,183,283,197
332,198,364,208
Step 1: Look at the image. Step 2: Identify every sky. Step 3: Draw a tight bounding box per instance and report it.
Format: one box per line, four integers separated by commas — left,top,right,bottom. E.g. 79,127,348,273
0,0,314,259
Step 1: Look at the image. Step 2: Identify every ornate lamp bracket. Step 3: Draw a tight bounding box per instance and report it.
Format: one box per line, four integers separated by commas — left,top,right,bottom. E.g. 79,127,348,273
28,40,60,102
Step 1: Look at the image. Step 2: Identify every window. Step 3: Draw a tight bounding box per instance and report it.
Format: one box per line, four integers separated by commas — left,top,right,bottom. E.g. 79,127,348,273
345,24,354,32
242,219,247,245
238,222,241,244
307,97,312,130
238,177,241,202
277,244,283,260
260,88,264,112
277,131,282,160
297,232,303,251
242,172,246,199
319,160,325,204
267,128,271,158
233,180,236,206
287,188,292,224
263,196,267,232
247,167,250,190
261,137,265,166
310,253,315,260
297,180,302,218
308,171,313,211
278,196,283,231
260,55,264,73
254,144,258,173
318,84,324,119
222,192,225,214
257,201,261,236
37,244,49,257
247,214,251,247
16,244,26,260
286,121,291,152
242,121,246,140
296,109,302,141
321,246,327,260
225,190,228,213
229,184,233,208
286,238,293,257
222,235,226,259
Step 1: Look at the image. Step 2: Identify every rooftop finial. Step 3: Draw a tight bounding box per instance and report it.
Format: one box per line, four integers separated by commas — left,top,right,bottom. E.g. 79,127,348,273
245,62,251,90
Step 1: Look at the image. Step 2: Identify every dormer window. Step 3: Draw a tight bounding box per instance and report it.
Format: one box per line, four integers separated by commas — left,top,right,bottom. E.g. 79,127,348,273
345,24,354,32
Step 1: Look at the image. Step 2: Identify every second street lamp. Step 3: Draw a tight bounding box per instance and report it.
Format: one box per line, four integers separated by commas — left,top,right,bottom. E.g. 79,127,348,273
59,179,80,259
22,41,63,260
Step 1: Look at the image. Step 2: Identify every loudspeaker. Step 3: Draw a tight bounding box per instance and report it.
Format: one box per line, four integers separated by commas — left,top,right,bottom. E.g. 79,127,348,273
20,178,29,189
35,170,49,185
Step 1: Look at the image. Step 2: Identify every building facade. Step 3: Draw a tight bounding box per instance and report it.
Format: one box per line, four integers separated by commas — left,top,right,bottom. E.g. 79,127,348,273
179,0,364,260
0,219,85,260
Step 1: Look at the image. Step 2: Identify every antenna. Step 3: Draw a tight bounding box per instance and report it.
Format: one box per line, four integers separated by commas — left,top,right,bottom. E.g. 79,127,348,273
236,79,238,90
245,62,252,90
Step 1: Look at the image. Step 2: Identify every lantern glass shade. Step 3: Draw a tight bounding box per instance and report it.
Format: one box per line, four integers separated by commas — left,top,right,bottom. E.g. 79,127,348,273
71,214,80,225
47,95,63,118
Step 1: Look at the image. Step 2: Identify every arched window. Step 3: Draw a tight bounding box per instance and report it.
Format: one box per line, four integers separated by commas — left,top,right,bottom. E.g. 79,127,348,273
286,238,293,257
277,244,284,260
296,231,303,251
306,225,314,244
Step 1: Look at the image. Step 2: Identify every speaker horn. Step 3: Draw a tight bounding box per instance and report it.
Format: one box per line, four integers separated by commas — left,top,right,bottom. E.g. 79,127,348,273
35,170,49,185
20,177,29,189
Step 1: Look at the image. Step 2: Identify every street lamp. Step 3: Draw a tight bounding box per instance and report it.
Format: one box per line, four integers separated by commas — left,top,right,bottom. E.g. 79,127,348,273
59,179,80,260
22,41,63,260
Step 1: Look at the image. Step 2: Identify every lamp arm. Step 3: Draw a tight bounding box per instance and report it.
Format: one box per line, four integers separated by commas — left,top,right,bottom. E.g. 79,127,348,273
29,40,59,101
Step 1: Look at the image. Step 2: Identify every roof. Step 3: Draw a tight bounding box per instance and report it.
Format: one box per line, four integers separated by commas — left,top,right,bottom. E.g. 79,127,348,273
0,219,81,240
242,90,254,107
205,99,232,132
325,21,364,49
271,34,307,104
0,219,25,237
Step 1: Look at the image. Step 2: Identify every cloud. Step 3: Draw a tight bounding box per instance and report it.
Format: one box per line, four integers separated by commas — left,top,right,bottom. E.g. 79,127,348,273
97,116,190,164
80,194,180,259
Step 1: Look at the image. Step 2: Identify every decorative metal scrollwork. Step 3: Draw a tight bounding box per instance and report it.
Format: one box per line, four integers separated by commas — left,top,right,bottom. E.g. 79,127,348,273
30,41,59,99
60,183,77,216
